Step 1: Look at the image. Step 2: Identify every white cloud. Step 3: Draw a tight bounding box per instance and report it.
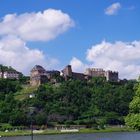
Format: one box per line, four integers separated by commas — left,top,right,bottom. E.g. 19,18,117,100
70,41,140,79
87,41,140,79
70,57,87,72
0,9,74,41
105,2,121,15
0,9,74,74
0,35,58,74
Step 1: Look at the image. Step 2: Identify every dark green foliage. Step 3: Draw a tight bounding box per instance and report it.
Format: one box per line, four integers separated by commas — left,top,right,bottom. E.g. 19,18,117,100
0,79,21,94
18,76,30,84
0,65,16,72
0,78,135,127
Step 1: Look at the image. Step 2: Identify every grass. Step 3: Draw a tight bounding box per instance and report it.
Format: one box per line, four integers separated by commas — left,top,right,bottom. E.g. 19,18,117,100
0,127,134,137
14,85,37,100
0,130,31,137
79,127,133,133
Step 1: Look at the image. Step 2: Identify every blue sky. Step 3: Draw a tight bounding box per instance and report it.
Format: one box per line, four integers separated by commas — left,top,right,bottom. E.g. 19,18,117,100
0,0,140,79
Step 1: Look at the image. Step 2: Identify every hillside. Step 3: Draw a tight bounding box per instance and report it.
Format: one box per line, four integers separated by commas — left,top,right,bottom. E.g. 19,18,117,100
0,77,136,127
14,85,38,101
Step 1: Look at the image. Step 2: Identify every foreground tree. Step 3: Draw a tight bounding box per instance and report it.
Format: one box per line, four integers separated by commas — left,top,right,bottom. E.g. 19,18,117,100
125,79,140,130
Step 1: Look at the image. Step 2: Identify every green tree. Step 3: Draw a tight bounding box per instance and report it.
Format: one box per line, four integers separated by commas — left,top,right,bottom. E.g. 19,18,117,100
125,79,140,130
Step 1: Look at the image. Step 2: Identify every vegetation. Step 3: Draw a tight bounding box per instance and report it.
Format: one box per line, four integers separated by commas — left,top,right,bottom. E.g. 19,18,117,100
15,85,37,101
0,127,134,137
0,65,16,72
0,76,136,128
125,77,140,130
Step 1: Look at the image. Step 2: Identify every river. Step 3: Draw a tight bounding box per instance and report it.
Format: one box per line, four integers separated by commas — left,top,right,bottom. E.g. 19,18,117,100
1,132,140,140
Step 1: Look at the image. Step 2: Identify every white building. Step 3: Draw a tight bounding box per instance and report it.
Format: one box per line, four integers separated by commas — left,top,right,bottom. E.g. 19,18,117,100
0,71,3,78
3,71,20,79
0,65,21,79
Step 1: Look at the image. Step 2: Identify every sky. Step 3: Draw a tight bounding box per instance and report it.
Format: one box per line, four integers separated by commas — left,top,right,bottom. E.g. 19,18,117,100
0,0,140,79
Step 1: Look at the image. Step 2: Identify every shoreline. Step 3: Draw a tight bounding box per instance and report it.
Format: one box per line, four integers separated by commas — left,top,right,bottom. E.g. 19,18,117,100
0,127,135,137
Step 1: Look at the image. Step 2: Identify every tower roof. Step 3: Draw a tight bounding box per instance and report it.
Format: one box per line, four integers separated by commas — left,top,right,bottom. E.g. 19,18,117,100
31,65,46,72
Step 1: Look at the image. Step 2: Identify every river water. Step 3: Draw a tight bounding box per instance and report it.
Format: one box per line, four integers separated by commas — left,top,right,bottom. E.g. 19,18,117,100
1,132,140,140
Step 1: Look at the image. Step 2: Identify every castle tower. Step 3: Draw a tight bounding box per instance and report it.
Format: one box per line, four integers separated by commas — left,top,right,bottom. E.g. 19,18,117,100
30,65,48,86
104,71,118,82
62,65,72,77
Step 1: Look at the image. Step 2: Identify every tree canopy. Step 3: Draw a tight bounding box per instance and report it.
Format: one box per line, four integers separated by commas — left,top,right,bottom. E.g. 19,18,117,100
0,77,136,127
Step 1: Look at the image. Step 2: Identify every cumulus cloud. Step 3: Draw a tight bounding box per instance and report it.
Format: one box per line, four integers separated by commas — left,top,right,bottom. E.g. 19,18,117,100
0,9,74,74
0,9,74,41
70,57,87,72
105,2,121,15
0,35,58,74
70,41,140,79
87,41,140,79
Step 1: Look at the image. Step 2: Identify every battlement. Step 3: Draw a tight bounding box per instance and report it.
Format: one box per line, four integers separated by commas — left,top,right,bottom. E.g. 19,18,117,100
86,68,104,71
85,68,118,82
106,70,118,74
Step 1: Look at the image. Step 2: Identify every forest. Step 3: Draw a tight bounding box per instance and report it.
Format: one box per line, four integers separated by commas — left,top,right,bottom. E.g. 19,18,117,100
0,76,137,129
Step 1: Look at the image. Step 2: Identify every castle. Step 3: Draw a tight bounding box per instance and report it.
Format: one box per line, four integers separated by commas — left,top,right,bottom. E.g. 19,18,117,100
30,65,60,86
85,68,118,82
30,65,119,86
61,65,87,80
30,65,48,86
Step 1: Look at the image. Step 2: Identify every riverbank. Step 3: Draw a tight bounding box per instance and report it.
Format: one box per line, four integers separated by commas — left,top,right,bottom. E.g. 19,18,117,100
0,127,134,137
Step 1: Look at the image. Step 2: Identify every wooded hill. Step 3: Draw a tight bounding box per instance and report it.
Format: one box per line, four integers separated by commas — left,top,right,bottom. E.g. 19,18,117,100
0,76,136,128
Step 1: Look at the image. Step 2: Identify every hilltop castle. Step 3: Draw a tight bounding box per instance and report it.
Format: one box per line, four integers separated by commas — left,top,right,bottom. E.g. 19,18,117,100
30,65,119,86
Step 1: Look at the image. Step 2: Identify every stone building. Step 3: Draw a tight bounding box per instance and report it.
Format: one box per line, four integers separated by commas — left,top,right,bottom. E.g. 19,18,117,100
85,68,118,82
46,70,61,84
104,70,118,82
61,65,87,81
30,64,119,85
61,65,72,77
30,65,48,86
85,68,105,77
72,72,85,80
46,70,60,79
30,65,61,86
